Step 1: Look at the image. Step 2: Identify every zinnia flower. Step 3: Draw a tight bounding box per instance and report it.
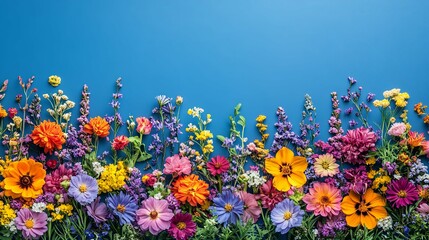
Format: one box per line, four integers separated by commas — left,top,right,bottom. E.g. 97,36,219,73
107,191,138,225
265,147,308,192
68,174,98,205
30,120,66,154
136,117,152,135
163,154,192,177
313,154,339,177
270,199,305,234
86,197,109,223
387,122,407,137
237,191,261,223
83,116,110,138
171,174,209,207
2,158,46,199
341,189,388,230
43,164,73,194
210,190,244,226
341,127,378,165
257,179,284,210
302,182,342,217
136,197,174,235
206,156,230,176
112,135,129,151
15,208,48,239
168,212,197,240
386,178,419,208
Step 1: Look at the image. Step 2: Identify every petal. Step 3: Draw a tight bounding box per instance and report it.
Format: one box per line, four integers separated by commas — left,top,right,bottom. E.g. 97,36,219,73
348,191,361,203
272,176,291,192
361,214,377,230
345,213,361,228
369,206,388,220
276,147,294,164
341,196,357,215
287,172,306,188
265,158,281,176
17,161,30,175
291,156,308,172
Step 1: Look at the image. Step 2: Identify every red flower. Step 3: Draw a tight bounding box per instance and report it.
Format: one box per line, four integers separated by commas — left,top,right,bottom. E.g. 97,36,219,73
46,159,58,169
206,156,230,176
112,135,129,151
8,107,18,118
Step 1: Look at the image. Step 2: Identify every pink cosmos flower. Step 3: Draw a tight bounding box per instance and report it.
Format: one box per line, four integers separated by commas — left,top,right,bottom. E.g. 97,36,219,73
341,127,378,164
257,179,284,210
112,135,129,151
43,164,73,194
15,208,48,239
417,203,429,217
136,117,152,135
136,197,174,235
206,156,230,176
237,191,262,223
387,122,407,137
302,182,342,217
163,154,192,177
168,212,197,240
386,178,419,208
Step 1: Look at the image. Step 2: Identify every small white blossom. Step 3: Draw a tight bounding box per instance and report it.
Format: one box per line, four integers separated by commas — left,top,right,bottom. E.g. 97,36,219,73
377,216,393,231
31,202,47,213
153,192,163,200
92,162,104,177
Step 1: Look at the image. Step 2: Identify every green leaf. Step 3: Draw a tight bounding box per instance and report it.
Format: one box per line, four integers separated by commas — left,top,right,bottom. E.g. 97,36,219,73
234,103,242,115
217,135,226,142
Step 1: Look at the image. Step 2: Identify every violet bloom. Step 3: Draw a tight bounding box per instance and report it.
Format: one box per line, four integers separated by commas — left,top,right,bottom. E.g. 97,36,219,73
86,197,109,223
270,199,305,234
386,178,419,208
210,190,244,226
106,192,138,225
136,197,174,235
68,174,98,205
168,212,197,240
15,208,48,239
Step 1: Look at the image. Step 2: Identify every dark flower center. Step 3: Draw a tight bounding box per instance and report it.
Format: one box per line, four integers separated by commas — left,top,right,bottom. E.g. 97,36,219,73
150,211,158,219
355,199,371,216
214,162,222,169
321,161,330,170
280,163,292,177
19,175,33,189
320,196,331,205
176,222,186,230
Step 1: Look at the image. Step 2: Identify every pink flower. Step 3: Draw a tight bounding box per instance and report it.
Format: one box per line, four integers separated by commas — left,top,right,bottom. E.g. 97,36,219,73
302,182,342,217
163,154,192,177
257,179,284,210
136,117,152,135
417,203,429,217
422,141,429,158
237,191,261,223
8,107,18,118
168,212,196,240
15,208,48,239
206,156,230,176
341,127,378,164
43,164,73,194
386,178,419,208
136,197,174,235
112,135,129,151
387,122,407,137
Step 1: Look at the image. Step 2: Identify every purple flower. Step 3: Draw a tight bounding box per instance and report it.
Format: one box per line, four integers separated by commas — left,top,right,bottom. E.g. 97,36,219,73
386,178,419,208
210,190,244,226
106,192,138,225
86,197,109,223
15,208,48,239
270,199,304,234
168,213,197,240
68,174,98,205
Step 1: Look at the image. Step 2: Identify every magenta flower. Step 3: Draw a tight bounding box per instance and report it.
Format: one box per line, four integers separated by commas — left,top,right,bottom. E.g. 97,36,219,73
237,191,261,223
163,154,192,177
257,179,284,210
206,156,230,176
15,208,48,239
136,197,174,235
168,212,197,240
386,178,419,208
341,127,378,164
43,164,73,194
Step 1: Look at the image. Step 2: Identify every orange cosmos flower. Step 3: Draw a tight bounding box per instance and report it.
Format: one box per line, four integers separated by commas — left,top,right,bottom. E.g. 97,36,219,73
30,120,66,154
1,158,46,199
171,174,209,207
83,116,110,138
341,189,387,230
265,147,308,192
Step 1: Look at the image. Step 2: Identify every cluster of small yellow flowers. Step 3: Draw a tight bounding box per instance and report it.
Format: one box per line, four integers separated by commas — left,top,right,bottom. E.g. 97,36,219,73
392,92,410,108
195,130,213,141
375,88,410,108
373,99,390,108
365,157,377,165
48,75,61,87
0,200,16,226
398,152,412,165
0,157,12,176
414,102,429,125
368,168,391,193
49,204,73,222
0,104,7,118
185,107,214,159
97,161,128,193
249,115,270,162
203,139,214,154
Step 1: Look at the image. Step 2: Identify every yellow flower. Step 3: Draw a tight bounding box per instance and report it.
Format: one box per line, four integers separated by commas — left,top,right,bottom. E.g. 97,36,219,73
256,115,267,122
97,161,128,193
265,147,308,192
0,200,16,226
373,99,390,108
48,75,61,87
195,130,213,141
383,88,401,98
366,157,376,165
0,105,7,118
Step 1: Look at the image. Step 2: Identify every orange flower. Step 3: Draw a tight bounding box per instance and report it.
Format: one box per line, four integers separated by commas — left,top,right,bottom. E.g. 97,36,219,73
1,158,46,199
30,120,66,154
0,104,7,118
265,147,308,192
83,116,110,138
171,174,209,207
407,131,425,148
341,189,387,230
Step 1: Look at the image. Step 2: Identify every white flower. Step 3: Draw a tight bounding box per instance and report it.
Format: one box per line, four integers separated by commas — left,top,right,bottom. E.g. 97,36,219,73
6,220,17,233
31,202,47,213
153,181,164,189
153,192,163,200
377,216,393,231
42,93,49,99
92,162,104,177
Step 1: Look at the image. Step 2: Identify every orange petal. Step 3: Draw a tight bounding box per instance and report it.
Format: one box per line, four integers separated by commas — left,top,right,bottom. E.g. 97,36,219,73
10,184,24,194
364,190,386,208
276,147,294,164
341,196,358,215
288,172,307,187
265,158,281,176
3,178,19,190
32,179,45,190
369,206,388,219
17,161,30,175
292,156,308,172
345,213,361,228
31,167,46,180
272,175,291,192
349,191,361,203
361,214,377,230
7,168,21,179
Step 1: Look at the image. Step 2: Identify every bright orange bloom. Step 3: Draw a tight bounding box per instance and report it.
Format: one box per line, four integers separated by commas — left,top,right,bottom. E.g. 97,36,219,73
407,131,425,148
0,105,7,118
83,116,110,138
265,147,308,192
30,120,66,154
171,174,209,207
341,189,387,230
1,158,46,199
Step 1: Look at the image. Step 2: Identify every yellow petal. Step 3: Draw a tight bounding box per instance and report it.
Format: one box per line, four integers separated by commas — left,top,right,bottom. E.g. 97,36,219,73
369,206,388,219
272,175,291,192
288,172,307,187
292,156,308,172
276,147,294,164
341,196,357,215
364,189,386,208
32,179,45,190
361,214,377,230
265,158,281,176
345,213,361,228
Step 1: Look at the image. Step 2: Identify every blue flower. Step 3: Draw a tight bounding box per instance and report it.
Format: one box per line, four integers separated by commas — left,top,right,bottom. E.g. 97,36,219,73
106,191,138,225
210,190,243,226
270,199,305,234
68,174,98,205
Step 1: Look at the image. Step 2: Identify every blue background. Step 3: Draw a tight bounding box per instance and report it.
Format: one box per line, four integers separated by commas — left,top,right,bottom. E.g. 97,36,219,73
1,1,429,152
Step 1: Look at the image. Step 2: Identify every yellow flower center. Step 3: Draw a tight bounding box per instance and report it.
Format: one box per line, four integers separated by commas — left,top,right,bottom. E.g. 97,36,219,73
79,184,87,193
224,203,233,212
19,175,33,189
116,204,126,213
321,160,330,170
356,201,370,214
150,211,158,219
283,211,292,220
397,190,407,198
25,219,34,229
280,164,292,176
177,222,186,230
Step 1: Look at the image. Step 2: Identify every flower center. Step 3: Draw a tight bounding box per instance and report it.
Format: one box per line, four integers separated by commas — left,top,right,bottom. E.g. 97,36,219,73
397,190,407,198
150,210,158,219
321,160,330,170
116,204,126,213
24,219,34,229
224,203,233,212
355,200,370,215
320,196,331,205
280,164,292,176
214,162,222,169
19,175,33,189
177,222,186,230
79,184,87,193
283,211,292,220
